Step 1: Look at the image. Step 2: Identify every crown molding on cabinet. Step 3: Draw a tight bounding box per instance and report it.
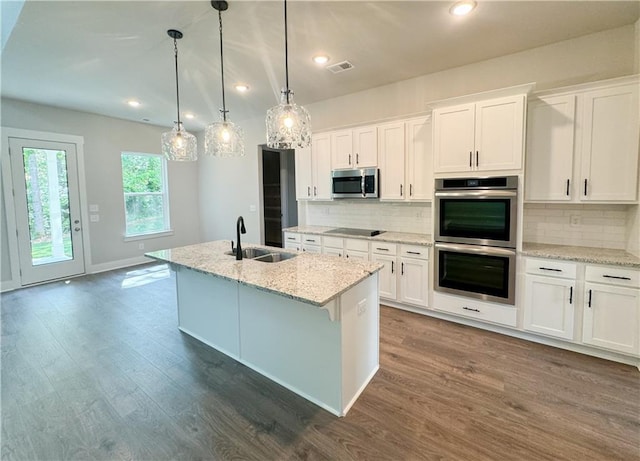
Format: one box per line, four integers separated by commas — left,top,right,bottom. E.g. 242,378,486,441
425,82,536,110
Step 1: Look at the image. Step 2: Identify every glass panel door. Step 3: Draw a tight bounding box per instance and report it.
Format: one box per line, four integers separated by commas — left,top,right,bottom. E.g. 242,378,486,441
9,137,85,285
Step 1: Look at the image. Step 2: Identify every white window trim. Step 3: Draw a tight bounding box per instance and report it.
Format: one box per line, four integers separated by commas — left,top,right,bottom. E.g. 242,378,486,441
121,152,171,239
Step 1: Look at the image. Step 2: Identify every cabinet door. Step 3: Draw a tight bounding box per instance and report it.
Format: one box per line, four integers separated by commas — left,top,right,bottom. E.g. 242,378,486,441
331,129,353,169
372,254,397,300
433,103,475,173
323,247,343,258
294,146,313,200
475,95,525,172
345,250,369,261
525,95,576,201
583,282,639,356
284,242,301,251
406,116,433,201
378,122,406,200
399,258,428,308
580,84,639,202
353,126,377,168
302,244,322,254
312,133,332,200
523,275,575,340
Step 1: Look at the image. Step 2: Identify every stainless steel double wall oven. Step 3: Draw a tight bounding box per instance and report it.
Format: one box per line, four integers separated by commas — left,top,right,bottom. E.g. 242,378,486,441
434,176,518,305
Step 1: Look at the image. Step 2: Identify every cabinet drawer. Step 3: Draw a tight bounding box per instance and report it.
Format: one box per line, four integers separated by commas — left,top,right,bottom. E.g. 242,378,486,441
372,242,397,255
586,265,640,288
302,234,321,245
400,245,429,260
433,292,517,328
345,238,369,252
323,236,344,249
525,258,577,279
284,233,301,244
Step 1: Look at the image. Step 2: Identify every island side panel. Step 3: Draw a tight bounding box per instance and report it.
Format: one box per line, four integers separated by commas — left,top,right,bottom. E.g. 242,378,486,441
340,273,380,415
175,266,240,359
238,285,343,416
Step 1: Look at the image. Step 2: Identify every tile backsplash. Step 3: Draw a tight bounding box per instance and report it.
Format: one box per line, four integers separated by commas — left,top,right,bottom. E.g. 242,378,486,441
523,203,630,250
304,201,432,235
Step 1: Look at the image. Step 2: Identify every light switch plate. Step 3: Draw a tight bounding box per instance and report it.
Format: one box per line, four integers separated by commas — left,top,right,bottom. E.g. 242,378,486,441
90,214,100,222
89,204,99,212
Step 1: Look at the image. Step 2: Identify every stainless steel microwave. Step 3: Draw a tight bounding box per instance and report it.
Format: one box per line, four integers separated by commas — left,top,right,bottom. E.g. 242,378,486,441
332,168,379,199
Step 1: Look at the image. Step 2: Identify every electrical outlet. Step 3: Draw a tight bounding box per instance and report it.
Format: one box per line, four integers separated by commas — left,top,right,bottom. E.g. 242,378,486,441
90,214,99,222
138,243,145,250
570,215,581,228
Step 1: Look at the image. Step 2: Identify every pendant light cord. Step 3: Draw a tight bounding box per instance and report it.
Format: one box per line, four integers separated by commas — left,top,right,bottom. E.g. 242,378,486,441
218,9,227,122
284,0,290,104
173,36,182,129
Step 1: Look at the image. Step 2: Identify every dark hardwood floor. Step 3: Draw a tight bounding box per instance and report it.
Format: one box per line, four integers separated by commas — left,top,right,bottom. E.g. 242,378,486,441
2,263,639,460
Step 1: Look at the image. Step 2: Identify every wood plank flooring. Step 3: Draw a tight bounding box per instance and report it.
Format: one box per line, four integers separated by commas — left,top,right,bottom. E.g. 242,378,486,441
2,263,639,460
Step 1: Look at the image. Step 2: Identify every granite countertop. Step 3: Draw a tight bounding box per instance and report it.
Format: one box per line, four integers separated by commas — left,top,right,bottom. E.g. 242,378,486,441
283,226,432,247
521,242,640,269
146,240,383,306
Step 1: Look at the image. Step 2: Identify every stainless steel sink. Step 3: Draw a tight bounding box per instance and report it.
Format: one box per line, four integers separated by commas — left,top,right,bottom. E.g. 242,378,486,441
225,248,297,263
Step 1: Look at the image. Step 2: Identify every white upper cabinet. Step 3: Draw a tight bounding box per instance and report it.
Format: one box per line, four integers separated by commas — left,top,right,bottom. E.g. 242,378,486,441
525,77,639,203
580,84,639,202
331,125,377,169
378,116,433,201
525,95,576,201
295,133,332,201
433,95,525,174
378,121,406,200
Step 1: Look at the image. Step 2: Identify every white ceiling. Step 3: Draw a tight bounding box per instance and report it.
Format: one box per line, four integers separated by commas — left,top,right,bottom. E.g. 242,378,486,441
2,1,638,131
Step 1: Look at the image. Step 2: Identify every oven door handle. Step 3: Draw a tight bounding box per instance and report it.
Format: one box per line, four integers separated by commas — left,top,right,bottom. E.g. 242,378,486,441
435,242,516,257
435,190,517,199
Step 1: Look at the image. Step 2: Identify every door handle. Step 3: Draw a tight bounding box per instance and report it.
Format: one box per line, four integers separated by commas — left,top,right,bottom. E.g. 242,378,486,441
356,153,359,165
476,151,479,167
400,184,403,196
74,227,81,231
410,184,413,196
401,262,404,275
349,154,352,165
566,179,570,196
584,179,588,196
569,286,573,304
469,151,472,168
587,289,592,308
391,261,394,274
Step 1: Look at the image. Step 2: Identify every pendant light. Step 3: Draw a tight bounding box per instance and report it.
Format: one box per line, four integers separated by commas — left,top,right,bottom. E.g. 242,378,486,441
265,0,311,150
205,1,245,157
161,29,198,162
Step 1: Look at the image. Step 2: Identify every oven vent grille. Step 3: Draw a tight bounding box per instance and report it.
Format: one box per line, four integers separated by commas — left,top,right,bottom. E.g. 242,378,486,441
327,61,354,74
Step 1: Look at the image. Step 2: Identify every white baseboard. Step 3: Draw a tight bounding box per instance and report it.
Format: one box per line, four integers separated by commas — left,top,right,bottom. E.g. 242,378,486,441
88,255,154,274
0,279,19,293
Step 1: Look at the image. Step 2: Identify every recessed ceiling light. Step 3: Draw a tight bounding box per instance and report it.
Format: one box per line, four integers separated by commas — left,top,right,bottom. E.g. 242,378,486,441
127,99,141,107
450,1,476,16
312,55,330,65
184,113,195,119
234,84,249,93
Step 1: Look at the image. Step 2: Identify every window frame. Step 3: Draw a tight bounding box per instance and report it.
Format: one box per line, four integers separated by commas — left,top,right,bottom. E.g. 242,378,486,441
120,151,172,240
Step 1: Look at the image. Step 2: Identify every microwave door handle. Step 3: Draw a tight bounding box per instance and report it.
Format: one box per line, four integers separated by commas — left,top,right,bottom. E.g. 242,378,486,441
361,175,366,197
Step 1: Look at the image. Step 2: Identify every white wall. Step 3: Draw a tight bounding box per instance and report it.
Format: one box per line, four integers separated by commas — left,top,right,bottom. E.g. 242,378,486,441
198,25,637,242
1,99,201,282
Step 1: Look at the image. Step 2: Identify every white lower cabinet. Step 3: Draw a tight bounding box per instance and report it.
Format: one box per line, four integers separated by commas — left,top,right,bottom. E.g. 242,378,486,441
344,239,370,262
523,258,577,340
399,257,428,307
283,232,301,251
371,242,398,301
582,265,639,356
322,236,343,258
301,234,321,253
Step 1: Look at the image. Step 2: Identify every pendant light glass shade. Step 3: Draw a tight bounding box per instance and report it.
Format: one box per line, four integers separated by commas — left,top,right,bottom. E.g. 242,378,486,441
162,122,198,161
205,113,244,157
265,0,311,150
205,1,245,157
162,29,198,162
266,90,311,149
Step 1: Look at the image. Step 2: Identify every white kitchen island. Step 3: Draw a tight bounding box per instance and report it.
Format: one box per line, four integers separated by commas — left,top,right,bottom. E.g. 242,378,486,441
147,240,382,417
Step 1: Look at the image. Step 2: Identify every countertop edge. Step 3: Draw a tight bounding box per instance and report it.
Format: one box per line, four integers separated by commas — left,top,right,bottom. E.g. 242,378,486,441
520,244,640,269
283,226,433,247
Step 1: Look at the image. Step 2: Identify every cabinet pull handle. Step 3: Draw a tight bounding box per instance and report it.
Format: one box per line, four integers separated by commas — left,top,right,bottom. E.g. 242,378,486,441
307,186,311,197
407,251,421,255
569,286,573,304
566,179,570,196
584,178,588,196
476,151,479,167
314,186,317,196
410,184,413,196
463,306,480,313
539,267,561,272
349,154,352,165
391,261,394,274
356,153,359,164
469,151,472,168
287,237,295,241
400,184,403,196
401,262,404,275
376,247,389,251
305,239,316,243
602,274,631,281
587,289,592,308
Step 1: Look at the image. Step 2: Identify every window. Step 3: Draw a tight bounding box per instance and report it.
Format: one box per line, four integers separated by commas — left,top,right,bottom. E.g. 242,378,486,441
121,152,170,237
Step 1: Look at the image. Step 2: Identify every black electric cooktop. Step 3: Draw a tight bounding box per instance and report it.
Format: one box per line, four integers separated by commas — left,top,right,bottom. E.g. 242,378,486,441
324,228,385,237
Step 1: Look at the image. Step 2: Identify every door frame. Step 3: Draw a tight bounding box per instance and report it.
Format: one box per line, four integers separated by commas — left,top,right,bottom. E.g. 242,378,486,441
1,127,91,290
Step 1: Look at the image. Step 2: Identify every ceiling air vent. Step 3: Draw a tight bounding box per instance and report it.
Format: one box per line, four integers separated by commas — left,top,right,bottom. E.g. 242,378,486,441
326,60,354,74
